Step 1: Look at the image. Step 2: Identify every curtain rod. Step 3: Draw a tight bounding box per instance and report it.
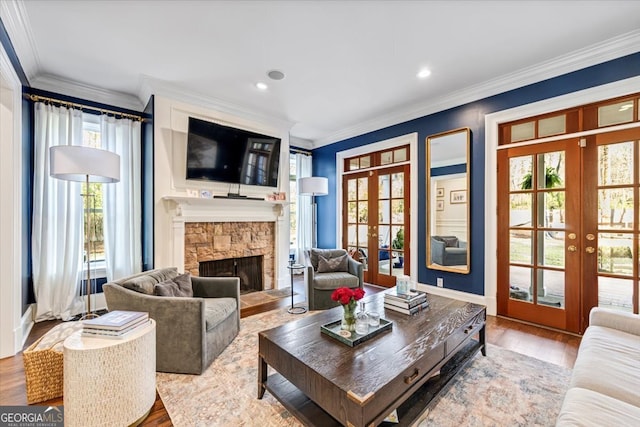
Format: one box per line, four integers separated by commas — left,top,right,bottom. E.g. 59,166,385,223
290,146,312,155
26,94,145,121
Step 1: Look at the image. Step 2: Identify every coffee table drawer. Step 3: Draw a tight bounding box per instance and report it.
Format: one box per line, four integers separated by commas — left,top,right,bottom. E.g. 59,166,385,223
360,343,445,423
446,311,485,355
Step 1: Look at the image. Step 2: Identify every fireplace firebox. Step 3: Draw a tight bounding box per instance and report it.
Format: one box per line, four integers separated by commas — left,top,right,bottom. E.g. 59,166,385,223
199,255,263,294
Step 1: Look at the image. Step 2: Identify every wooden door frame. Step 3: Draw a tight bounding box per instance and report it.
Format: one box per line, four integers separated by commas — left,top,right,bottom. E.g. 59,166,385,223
341,164,411,287
485,77,640,319
497,139,582,332
335,133,419,281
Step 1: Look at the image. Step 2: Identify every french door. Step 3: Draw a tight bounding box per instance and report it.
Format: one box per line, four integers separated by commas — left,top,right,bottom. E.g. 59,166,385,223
343,165,410,287
498,128,639,333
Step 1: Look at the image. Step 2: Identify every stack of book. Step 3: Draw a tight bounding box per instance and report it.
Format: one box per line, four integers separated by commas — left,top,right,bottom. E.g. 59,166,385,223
82,310,149,339
383,288,429,315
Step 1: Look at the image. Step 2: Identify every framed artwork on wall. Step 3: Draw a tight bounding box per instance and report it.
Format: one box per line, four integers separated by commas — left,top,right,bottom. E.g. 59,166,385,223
436,200,444,211
450,190,467,204
436,188,444,198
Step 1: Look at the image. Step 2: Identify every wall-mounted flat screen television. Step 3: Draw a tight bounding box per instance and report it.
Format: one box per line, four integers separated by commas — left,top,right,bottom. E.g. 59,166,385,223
186,117,281,187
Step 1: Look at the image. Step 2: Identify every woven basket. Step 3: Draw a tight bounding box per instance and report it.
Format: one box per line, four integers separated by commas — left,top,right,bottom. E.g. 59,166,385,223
23,335,65,404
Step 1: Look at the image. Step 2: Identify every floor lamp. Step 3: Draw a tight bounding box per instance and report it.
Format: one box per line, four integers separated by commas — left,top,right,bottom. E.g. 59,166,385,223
49,145,120,319
298,176,328,249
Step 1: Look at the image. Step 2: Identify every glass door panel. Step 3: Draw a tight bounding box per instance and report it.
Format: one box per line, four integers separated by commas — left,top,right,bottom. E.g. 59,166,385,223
587,132,638,315
345,172,370,274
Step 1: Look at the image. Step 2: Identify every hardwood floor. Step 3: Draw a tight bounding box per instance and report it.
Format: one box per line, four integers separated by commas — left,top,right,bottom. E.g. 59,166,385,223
0,279,581,426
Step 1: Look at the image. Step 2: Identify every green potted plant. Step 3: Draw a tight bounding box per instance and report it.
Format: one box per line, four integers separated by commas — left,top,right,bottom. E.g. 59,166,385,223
392,229,404,268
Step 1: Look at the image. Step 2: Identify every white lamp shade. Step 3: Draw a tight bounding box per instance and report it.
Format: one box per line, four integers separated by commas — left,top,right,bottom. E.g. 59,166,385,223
50,145,120,183
298,176,328,196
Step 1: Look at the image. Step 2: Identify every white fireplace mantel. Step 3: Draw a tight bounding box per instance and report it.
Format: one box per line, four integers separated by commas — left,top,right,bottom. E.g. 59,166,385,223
162,195,288,222
162,195,290,290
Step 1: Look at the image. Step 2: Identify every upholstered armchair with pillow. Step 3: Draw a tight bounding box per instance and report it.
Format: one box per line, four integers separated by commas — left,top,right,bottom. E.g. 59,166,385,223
304,249,364,310
430,235,467,266
103,267,240,375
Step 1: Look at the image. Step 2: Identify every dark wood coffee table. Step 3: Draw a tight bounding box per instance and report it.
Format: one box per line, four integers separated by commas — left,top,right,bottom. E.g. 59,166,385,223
258,292,486,427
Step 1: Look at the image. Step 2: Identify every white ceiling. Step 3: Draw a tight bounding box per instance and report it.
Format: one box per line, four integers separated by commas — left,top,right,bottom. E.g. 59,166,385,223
2,1,640,146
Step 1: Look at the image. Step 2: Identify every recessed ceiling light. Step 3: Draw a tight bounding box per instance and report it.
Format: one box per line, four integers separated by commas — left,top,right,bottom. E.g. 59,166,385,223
255,82,268,90
417,68,431,79
267,70,285,80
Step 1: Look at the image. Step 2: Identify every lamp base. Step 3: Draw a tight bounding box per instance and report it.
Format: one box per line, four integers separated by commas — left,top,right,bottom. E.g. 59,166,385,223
287,306,307,315
80,312,100,320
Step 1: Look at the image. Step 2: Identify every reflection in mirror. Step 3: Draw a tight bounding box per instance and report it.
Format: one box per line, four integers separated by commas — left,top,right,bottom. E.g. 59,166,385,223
426,128,470,273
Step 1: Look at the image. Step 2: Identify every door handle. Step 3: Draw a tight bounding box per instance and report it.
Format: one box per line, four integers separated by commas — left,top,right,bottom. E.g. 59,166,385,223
586,234,595,241
567,245,577,252
585,246,595,254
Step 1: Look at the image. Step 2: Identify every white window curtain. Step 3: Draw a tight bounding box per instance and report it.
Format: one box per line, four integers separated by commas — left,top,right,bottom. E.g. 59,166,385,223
102,115,142,281
295,153,313,260
32,103,84,321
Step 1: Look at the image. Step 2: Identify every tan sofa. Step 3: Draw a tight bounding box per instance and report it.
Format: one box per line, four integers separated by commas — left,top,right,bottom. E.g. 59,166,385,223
556,307,640,426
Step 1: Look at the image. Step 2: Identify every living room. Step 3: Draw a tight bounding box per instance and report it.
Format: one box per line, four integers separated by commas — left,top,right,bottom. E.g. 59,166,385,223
1,1,640,426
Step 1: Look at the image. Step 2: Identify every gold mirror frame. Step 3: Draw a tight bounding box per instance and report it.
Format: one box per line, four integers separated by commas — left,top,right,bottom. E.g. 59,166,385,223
426,128,470,274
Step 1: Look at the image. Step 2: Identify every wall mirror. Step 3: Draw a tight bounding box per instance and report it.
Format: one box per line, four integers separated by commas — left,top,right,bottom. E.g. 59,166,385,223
426,128,470,274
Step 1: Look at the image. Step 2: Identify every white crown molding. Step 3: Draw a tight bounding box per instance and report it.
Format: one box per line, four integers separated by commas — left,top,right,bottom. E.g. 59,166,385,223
31,74,144,111
289,136,314,150
0,0,40,81
138,75,295,132
312,30,640,148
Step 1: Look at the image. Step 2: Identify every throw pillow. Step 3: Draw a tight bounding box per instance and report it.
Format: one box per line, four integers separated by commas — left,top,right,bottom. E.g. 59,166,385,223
153,273,194,297
317,253,348,273
122,275,157,295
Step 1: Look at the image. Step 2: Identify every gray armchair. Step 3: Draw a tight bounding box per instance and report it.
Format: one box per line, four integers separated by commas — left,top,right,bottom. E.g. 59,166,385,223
431,235,467,266
103,267,239,375
304,249,364,310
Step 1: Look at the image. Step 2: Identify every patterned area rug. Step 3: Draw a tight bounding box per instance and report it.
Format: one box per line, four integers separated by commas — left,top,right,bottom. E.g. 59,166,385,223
156,308,571,427
239,287,297,309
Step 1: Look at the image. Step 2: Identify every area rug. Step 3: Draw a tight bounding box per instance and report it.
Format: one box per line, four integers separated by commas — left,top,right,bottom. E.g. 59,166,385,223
239,287,297,309
156,308,571,427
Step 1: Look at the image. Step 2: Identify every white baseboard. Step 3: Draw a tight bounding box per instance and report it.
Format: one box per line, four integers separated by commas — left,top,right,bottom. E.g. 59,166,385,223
416,283,497,316
20,304,34,348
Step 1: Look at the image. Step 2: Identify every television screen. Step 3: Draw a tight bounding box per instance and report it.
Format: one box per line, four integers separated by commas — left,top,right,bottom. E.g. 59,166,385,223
186,117,281,187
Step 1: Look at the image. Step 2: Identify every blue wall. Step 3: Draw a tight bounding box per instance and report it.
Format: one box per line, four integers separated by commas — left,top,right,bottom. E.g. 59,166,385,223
313,52,640,296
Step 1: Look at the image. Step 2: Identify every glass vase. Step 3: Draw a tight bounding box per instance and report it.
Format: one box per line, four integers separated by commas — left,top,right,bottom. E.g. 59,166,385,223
341,300,357,331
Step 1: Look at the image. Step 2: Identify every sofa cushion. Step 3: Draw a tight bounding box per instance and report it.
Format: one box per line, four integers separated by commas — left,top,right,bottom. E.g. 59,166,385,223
204,297,237,331
153,273,193,297
120,268,179,295
313,272,359,290
557,387,640,427
317,253,348,273
570,325,640,407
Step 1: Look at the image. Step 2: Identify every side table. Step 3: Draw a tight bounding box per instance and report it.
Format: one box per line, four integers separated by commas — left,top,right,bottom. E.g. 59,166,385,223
63,319,156,427
287,261,307,314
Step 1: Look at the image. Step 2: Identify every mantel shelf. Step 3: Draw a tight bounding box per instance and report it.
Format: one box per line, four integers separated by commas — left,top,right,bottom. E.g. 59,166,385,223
162,195,289,220
162,195,289,206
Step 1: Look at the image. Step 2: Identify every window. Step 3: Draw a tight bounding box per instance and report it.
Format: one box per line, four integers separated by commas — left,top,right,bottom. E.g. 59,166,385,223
82,119,105,263
289,153,297,253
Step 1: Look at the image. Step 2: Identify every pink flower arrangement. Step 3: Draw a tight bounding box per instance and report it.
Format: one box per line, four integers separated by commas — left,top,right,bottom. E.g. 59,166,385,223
330,287,365,305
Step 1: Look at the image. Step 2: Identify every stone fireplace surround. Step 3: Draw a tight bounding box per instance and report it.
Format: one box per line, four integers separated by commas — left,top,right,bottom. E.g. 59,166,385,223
185,221,275,290
162,196,287,292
